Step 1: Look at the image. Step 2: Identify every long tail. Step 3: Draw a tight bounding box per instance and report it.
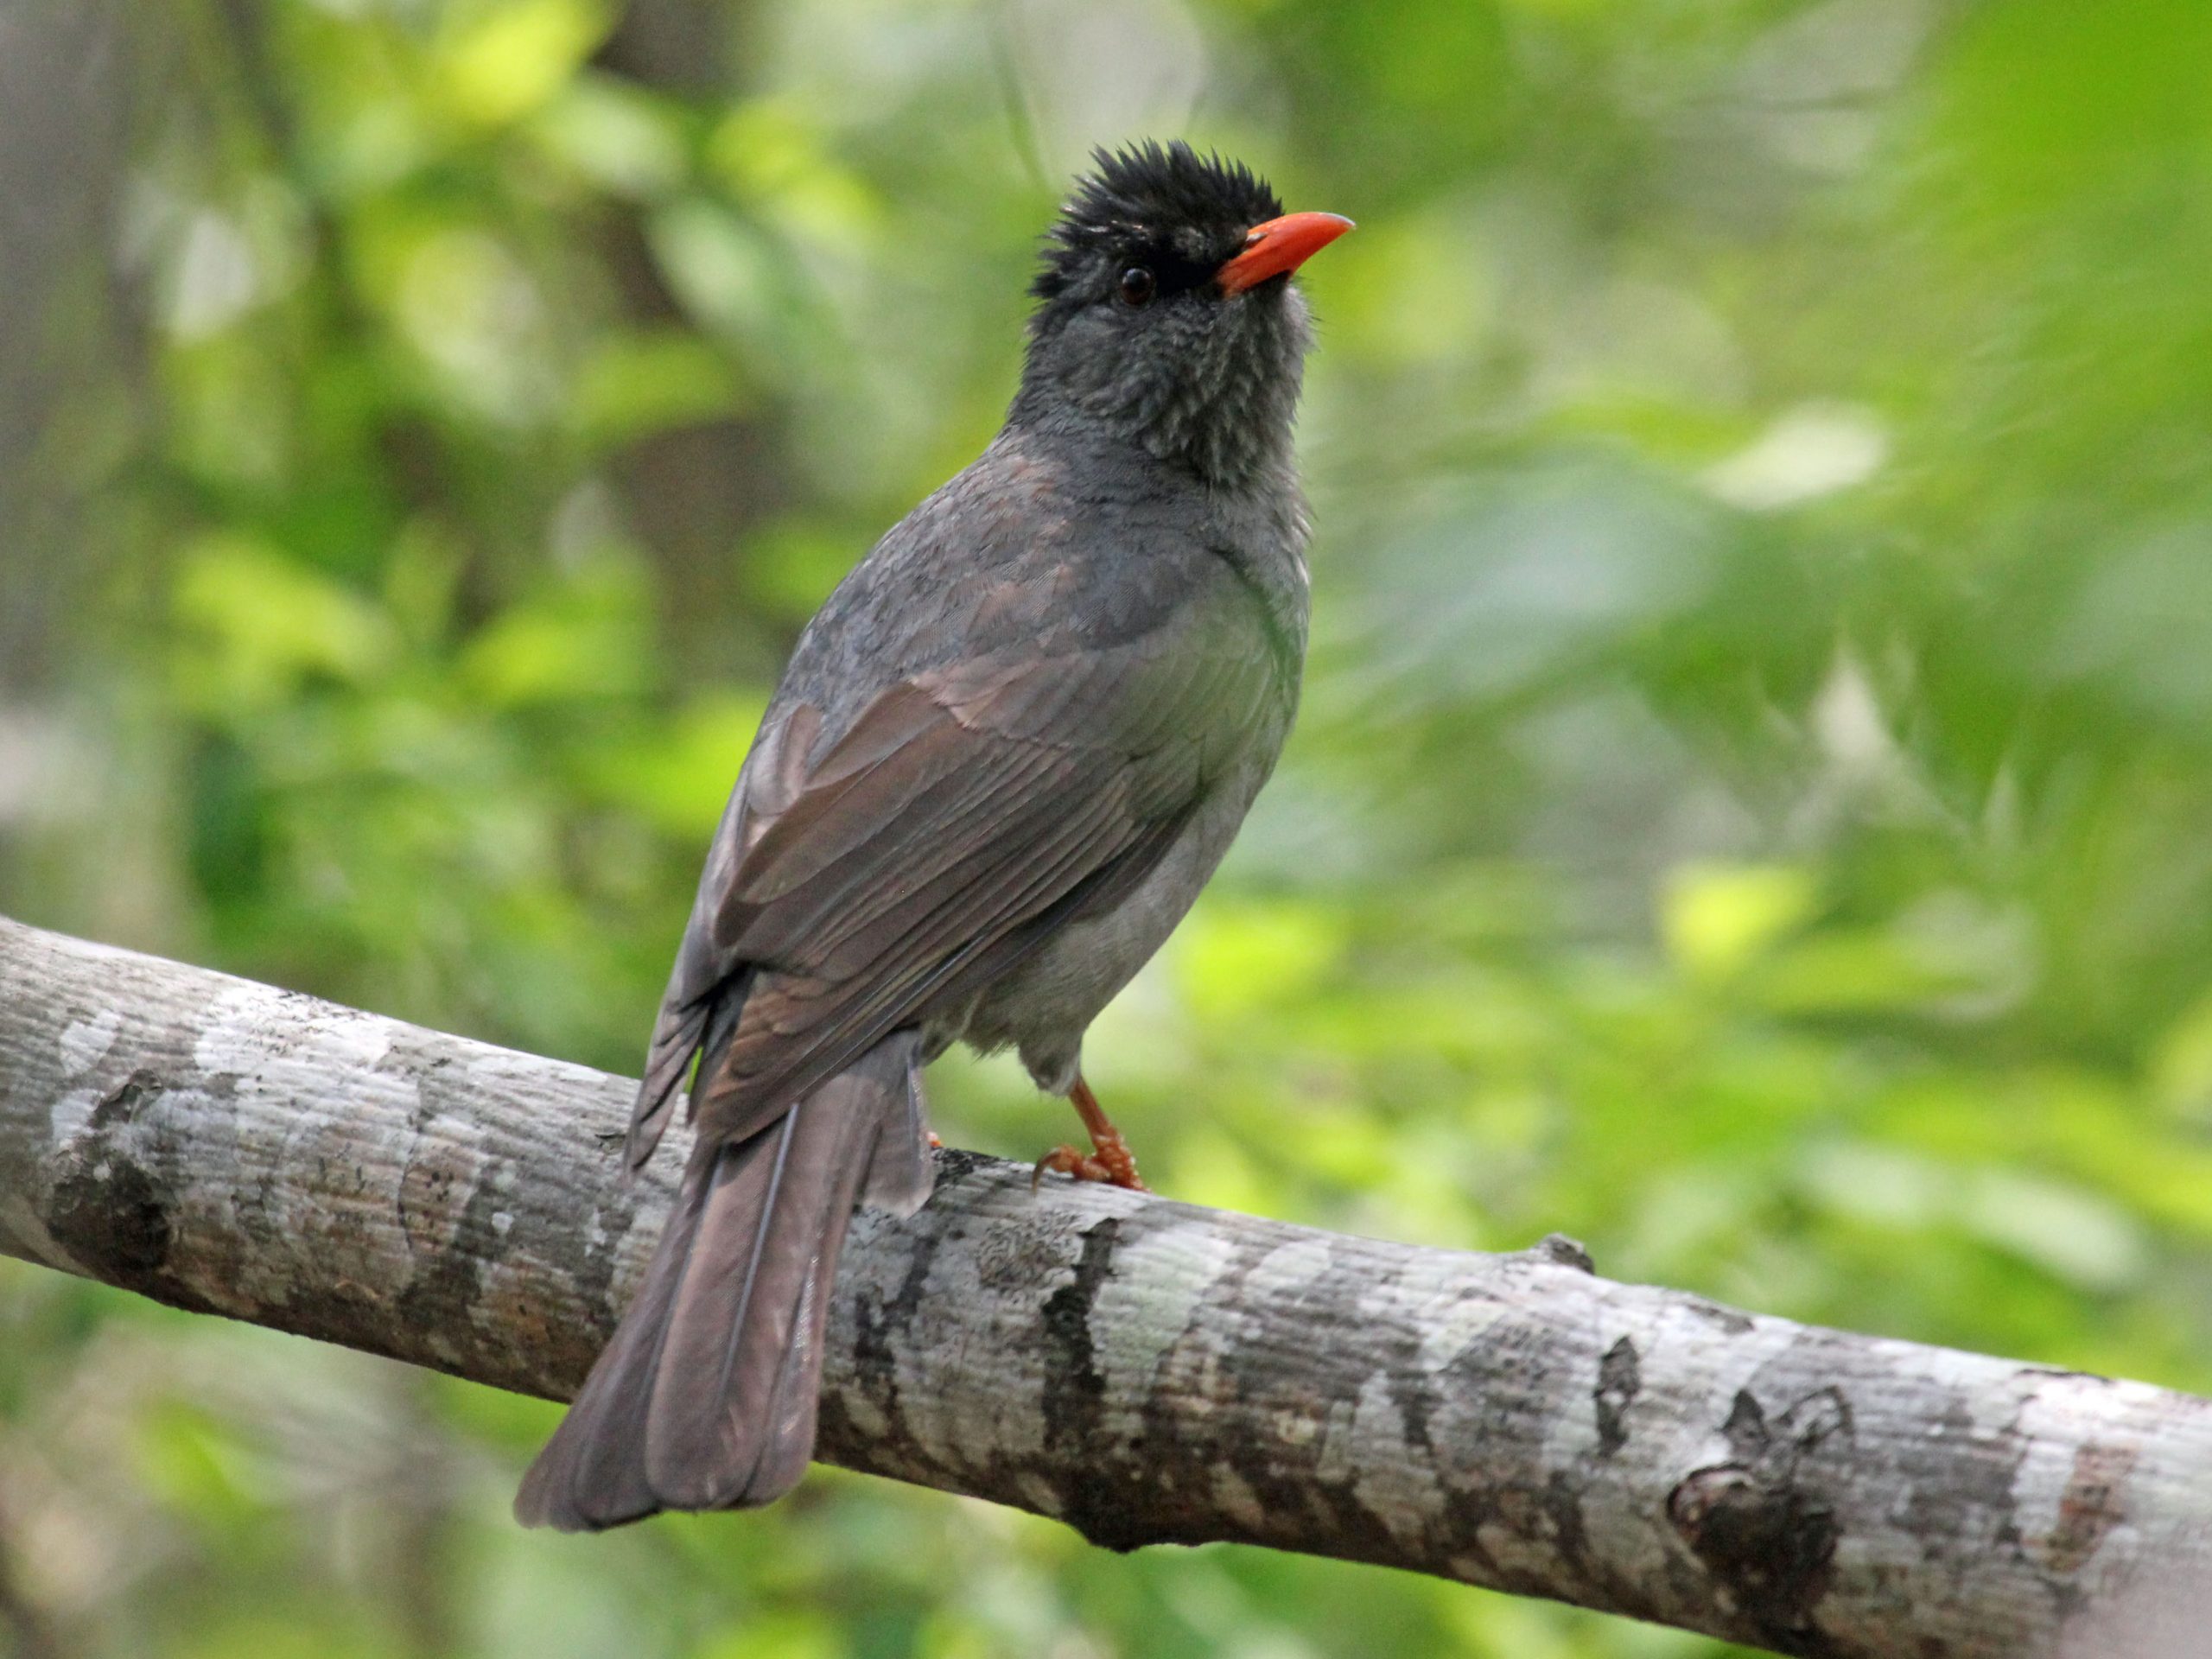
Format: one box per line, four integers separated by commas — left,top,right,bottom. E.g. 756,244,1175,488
515,1030,931,1530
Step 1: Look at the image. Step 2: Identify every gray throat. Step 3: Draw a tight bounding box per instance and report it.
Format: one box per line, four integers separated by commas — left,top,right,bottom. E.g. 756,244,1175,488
1013,289,1313,493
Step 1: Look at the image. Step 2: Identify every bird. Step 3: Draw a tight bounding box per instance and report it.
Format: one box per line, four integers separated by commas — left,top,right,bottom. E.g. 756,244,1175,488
515,140,1351,1530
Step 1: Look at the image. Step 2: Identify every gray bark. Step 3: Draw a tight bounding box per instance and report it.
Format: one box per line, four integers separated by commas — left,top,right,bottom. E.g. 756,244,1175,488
1,912,2208,1658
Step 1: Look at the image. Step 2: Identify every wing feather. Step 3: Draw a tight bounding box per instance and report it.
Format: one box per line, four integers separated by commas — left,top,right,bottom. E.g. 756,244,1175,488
626,585,1282,1163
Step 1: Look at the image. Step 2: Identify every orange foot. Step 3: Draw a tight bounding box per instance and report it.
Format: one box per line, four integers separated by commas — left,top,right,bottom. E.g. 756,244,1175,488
1033,1076,1148,1192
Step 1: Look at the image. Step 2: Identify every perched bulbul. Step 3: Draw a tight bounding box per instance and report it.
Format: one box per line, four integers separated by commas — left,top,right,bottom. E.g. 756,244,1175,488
516,141,1351,1530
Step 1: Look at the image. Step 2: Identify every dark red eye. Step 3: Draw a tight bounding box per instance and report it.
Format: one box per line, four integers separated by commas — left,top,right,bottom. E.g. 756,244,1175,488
1118,266,1156,307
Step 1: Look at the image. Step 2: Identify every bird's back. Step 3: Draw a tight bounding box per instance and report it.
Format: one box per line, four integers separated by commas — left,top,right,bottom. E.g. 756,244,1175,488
778,424,1306,739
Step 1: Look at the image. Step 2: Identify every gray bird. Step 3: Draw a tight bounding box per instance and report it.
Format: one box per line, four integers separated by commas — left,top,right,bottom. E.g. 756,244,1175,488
516,141,1351,1530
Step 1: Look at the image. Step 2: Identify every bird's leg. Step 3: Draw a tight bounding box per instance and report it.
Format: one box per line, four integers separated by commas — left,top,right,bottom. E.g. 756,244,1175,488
1033,1076,1147,1192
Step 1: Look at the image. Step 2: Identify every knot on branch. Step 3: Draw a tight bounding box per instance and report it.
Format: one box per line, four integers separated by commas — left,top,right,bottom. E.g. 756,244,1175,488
1521,1232,1595,1273
1668,1386,1851,1647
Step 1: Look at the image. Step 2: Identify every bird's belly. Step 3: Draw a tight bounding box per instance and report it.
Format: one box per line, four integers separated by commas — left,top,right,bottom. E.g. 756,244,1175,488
949,759,1272,1092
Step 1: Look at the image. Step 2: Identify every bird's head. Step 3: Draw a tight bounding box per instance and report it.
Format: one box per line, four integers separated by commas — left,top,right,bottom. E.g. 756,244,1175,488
1014,141,1351,490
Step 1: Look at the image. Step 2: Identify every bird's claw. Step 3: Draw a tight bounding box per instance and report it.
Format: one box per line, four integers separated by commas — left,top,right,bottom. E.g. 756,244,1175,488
1032,1130,1147,1192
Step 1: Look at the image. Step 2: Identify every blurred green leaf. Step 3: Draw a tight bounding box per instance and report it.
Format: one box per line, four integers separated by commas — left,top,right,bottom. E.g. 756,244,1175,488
580,690,764,836
434,0,613,130
571,329,748,447
174,535,398,710
460,562,654,706
1661,862,1817,982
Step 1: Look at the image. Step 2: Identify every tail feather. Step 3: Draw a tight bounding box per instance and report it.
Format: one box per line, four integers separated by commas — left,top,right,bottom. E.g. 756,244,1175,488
858,1039,934,1217
512,1164,712,1529
749,1232,842,1500
515,1029,925,1531
641,1087,872,1506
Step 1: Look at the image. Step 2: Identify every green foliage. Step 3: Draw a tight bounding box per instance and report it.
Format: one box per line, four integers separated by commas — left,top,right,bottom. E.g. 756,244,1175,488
7,0,2212,1654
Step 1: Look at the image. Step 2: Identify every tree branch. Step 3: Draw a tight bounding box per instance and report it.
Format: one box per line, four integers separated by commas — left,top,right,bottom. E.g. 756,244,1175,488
1,913,2206,1657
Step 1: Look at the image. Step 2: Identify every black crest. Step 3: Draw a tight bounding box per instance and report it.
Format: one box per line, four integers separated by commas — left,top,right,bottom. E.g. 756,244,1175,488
1033,141,1283,303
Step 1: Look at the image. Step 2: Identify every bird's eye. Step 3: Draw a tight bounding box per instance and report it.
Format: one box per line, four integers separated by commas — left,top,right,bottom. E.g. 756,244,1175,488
1117,266,1157,308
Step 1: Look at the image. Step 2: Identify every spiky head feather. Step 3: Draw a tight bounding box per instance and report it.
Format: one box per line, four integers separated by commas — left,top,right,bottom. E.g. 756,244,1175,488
1033,142,1283,305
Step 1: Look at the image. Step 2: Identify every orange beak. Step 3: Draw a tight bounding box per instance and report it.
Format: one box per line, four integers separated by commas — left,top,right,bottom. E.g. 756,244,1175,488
1216,211,1355,296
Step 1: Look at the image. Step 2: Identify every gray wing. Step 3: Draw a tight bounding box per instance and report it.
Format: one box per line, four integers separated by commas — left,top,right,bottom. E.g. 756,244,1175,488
625,582,1282,1167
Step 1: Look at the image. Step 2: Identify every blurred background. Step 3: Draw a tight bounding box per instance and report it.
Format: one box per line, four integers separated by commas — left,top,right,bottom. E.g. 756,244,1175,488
4,0,2212,1654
